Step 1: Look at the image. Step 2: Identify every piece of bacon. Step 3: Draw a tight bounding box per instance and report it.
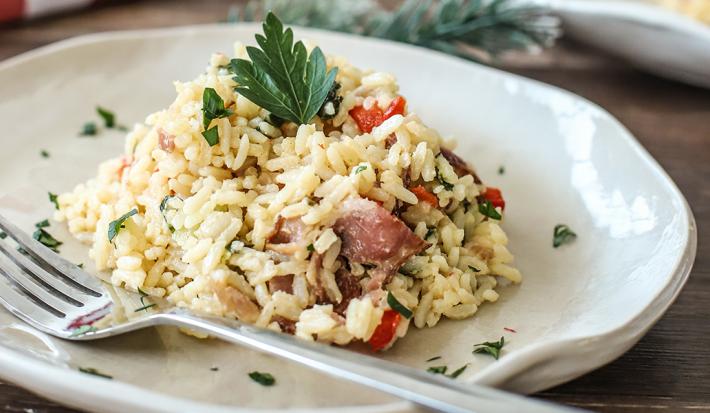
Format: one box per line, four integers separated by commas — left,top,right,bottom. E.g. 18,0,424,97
158,128,175,153
440,147,481,184
266,216,308,255
333,198,429,291
269,274,294,295
332,268,362,315
273,316,296,334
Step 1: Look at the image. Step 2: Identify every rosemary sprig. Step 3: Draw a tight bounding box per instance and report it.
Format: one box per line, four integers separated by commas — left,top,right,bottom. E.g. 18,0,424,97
231,0,559,62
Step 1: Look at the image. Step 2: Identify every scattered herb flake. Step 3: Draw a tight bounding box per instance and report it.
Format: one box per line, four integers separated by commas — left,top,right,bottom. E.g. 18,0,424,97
426,356,442,362
249,371,275,386
210,367,219,372
159,195,177,232
425,227,436,239
387,291,412,319
77,263,84,269
35,219,50,229
553,224,577,248
307,243,315,252
48,192,59,210
448,364,469,379
33,228,62,252
40,150,50,158
228,12,337,125
354,165,367,174
202,87,233,129
498,166,505,175
202,125,220,146
478,200,501,220
107,208,138,242
0,231,6,239
427,366,447,375
134,303,156,313
80,122,98,136
70,325,97,337
468,265,480,273
116,124,129,132
435,167,454,191
78,367,112,379
473,336,505,360
96,106,116,128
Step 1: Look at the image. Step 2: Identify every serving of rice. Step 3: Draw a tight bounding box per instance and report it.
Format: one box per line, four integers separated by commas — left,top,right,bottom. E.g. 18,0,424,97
54,41,521,350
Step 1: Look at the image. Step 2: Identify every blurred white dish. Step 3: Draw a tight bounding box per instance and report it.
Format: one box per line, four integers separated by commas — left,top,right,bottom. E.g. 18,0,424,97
0,24,696,413
551,0,710,88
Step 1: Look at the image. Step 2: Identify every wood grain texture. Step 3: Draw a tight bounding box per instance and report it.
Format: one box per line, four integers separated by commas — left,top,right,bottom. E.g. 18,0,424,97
0,1,708,412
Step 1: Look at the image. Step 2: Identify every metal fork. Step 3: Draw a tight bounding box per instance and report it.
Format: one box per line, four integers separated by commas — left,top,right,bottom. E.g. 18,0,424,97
0,214,581,413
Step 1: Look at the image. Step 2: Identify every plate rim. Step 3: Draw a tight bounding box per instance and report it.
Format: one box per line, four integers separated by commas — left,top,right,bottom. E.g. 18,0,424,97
0,22,698,412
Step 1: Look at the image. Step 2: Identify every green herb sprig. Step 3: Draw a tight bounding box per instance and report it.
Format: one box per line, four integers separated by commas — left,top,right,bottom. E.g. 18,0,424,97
229,12,338,125
48,192,59,210
249,371,276,386
33,220,62,253
78,367,113,379
201,88,233,146
473,336,505,360
387,291,412,319
478,200,501,220
232,0,559,63
108,209,138,242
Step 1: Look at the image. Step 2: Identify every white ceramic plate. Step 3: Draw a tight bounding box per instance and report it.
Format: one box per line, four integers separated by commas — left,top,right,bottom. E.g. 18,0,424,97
551,0,710,88
0,24,696,413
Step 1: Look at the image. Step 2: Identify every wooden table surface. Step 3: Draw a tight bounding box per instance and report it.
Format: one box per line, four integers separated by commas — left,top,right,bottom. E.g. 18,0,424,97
0,1,708,412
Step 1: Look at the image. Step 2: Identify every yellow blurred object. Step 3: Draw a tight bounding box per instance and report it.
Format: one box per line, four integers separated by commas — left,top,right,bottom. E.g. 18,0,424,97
658,0,710,23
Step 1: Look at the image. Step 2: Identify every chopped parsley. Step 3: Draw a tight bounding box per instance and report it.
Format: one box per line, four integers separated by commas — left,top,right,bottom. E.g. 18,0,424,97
40,149,50,158
96,106,116,128
387,292,412,319
0,231,6,240
424,227,436,239
70,325,97,337
435,167,454,191
33,222,62,253
498,166,505,175
426,356,441,362
202,126,220,146
448,364,469,379
478,200,501,220
48,192,59,210
77,263,84,269
354,165,367,174
80,122,98,136
427,366,447,374
307,243,315,252
317,81,342,120
159,195,177,232
35,219,50,229
553,224,577,248
426,363,469,379
228,13,337,125
78,367,112,379
248,371,275,386
202,87,233,129
473,337,505,360
107,209,138,242
468,265,480,273
210,367,219,372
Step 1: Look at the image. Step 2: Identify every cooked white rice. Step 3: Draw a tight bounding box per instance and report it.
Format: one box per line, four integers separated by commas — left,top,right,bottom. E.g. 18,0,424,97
55,42,521,349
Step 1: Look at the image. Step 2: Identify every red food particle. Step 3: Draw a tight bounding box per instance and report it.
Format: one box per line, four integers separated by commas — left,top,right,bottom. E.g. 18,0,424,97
504,327,517,333
410,185,438,207
349,96,407,133
383,96,406,120
117,155,133,180
368,310,401,351
483,187,505,210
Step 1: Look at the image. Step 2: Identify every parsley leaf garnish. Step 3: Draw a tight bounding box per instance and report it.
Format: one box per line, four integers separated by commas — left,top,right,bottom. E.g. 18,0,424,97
78,367,112,379
478,200,501,220
48,192,59,210
354,165,367,174
498,166,505,175
159,195,177,232
229,12,338,125
33,222,62,253
80,122,97,136
448,364,469,379
96,106,115,128
249,371,275,386
553,224,577,248
427,366,447,374
108,209,137,242
202,126,220,146
425,356,441,362
387,291,412,319
35,219,50,229
473,336,505,360
307,243,315,252
40,150,50,158
202,87,233,129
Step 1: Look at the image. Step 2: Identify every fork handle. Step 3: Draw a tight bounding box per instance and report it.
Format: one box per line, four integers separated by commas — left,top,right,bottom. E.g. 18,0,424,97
157,310,582,413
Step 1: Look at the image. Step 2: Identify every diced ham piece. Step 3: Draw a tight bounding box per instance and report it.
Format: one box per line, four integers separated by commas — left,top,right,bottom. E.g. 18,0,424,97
215,286,260,323
158,129,175,153
333,198,429,291
273,316,296,334
269,274,294,295
266,216,308,255
332,268,362,315
440,147,481,184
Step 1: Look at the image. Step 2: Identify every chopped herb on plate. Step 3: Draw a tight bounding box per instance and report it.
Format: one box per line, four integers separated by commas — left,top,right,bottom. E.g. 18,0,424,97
249,371,275,386
425,356,441,362
478,200,501,220
0,231,6,240
473,336,505,360
108,208,138,242
210,367,219,372
498,166,505,175
202,87,233,129
78,367,112,379
134,303,156,313
553,224,577,248
40,149,50,158
80,122,98,136
35,219,50,229
387,291,412,319
448,364,469,379
96,106,116,128
307,243,315,252
427,366,447,374
33,225,62,253
354,165,367,174
48,192,59,210
202,125,220,146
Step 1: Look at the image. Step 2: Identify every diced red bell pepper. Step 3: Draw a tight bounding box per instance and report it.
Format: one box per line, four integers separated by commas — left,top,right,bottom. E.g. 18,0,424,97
368,309,401,351
349,96,407,133
482,187,505,210
410,185,438,207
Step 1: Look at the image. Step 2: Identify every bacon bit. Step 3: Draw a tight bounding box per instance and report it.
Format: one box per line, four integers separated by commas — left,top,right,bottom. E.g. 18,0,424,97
410,185,438,207
349,95,407,133
504,327,517,333
383,96,406,119
268,274,294,295
482,187,505,210
368,309,401,351
117,155,133,179
158,128,175,153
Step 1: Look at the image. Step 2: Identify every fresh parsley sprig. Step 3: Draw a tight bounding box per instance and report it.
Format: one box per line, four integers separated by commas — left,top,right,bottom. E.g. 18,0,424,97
553,224,577,248
201,88,233,146
473,336,505,360
229,12,338,125
108,209,138,242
